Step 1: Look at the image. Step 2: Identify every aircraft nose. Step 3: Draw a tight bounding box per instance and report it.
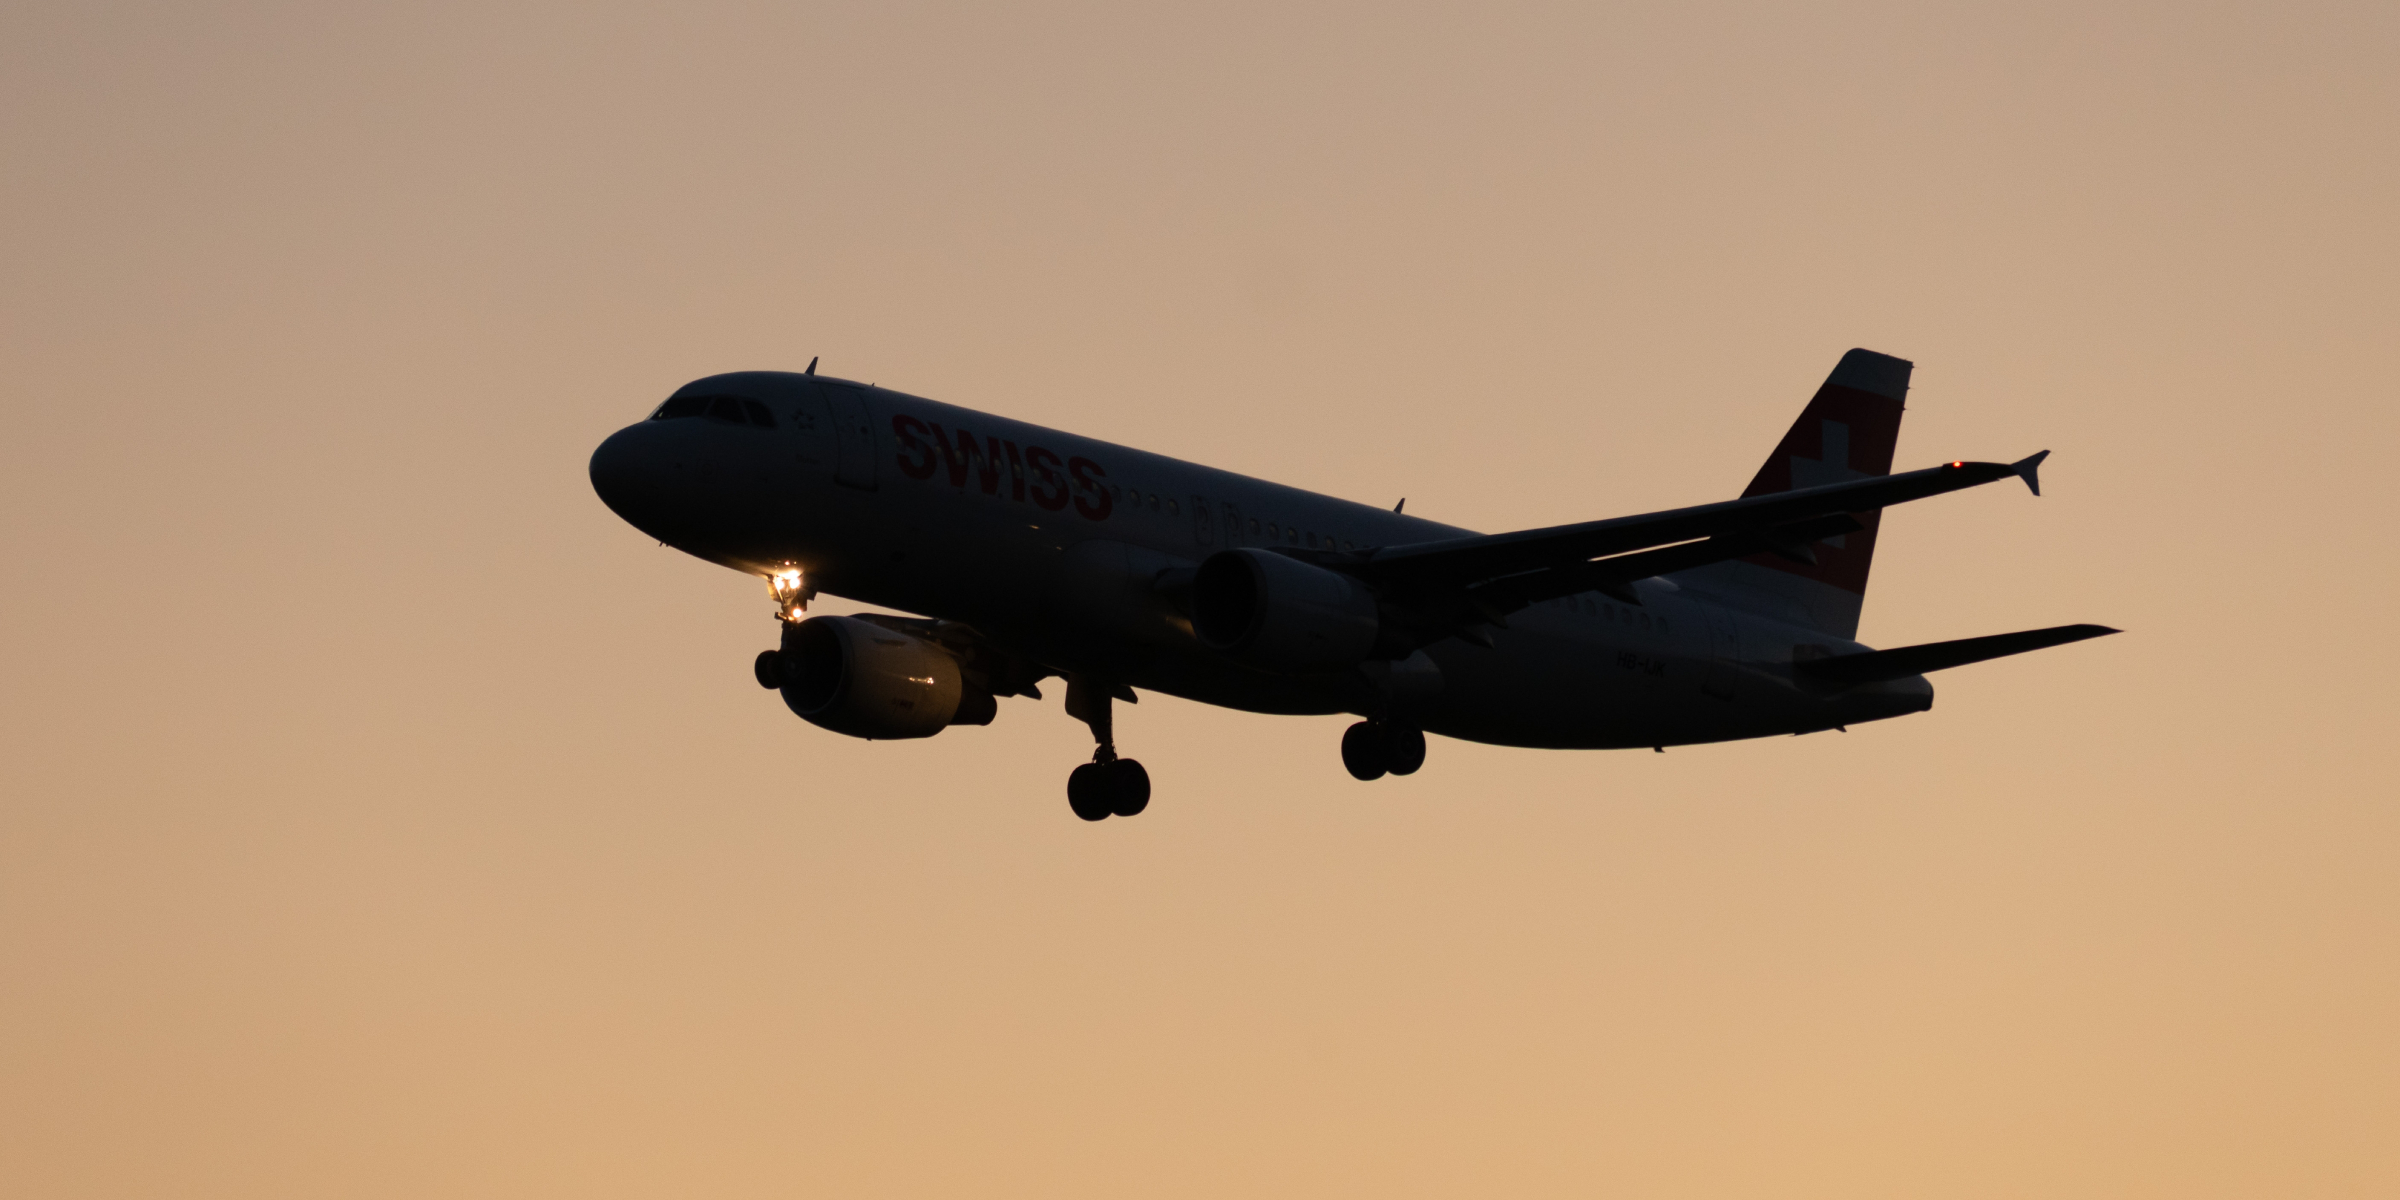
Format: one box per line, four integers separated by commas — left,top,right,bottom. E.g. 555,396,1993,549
590,423,671,534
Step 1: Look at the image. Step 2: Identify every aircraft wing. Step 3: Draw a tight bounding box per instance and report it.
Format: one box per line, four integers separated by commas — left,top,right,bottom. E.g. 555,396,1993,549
1293,453,2048,648
1355,454,2048,590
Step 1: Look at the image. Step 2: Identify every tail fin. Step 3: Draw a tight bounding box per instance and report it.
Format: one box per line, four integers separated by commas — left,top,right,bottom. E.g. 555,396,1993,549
1675,349,1911,638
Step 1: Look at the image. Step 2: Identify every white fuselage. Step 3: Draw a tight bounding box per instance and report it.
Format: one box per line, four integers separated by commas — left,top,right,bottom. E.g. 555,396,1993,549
590,371,1933,749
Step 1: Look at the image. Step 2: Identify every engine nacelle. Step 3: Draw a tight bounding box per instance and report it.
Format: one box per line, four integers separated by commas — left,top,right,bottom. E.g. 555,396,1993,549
774,615,992,739
1191,548,1380,671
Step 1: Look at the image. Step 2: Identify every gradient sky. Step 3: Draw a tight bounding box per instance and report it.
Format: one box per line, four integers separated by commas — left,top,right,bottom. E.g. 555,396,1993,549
4,2,2395,1197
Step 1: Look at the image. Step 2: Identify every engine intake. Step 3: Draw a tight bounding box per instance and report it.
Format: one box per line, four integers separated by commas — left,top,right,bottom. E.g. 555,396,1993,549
774,615,992,739
1191,548,1380,671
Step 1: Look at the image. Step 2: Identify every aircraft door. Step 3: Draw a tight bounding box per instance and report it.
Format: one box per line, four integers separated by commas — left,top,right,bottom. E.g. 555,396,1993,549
1702,601,1741,700
783,395,833,469
825,389,878,490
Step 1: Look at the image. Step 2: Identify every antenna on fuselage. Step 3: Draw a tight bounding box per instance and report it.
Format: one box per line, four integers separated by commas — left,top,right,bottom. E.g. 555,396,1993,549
804,356,818,376
1394,498,1405,513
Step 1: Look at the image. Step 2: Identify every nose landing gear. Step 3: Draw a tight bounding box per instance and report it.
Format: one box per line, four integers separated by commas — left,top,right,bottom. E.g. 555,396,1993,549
1341,720,1427,781
766,566,812,623
1065,675,1150,821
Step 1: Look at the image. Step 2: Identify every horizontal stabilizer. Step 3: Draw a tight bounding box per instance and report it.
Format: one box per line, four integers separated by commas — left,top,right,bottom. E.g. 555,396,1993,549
1799,623,2118,688
2012,450,2050,496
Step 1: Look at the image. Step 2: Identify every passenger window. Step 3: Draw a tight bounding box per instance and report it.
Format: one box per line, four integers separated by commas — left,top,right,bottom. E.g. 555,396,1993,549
1267,522,1279,538
1149,494,1160,512
1640,613,1652,630
741,399,776,428
707,396,747,424
1167,499,1179,515
1249,519,1261,534
1287,529,1299,544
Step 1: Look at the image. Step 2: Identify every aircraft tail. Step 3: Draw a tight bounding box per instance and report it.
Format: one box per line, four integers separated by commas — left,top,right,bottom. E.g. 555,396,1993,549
1672,349,1911,638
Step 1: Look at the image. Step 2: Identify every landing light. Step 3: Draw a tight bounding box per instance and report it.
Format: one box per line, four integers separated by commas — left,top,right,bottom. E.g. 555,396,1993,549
767,567,810,622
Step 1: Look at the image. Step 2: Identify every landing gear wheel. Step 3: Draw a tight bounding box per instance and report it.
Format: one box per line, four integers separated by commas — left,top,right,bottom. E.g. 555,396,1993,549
1067,762,1114,821
1107,759,1151,816
1384,725,1426,776
1342,722,1389,781
1064,675,1154,821
753,649,783,690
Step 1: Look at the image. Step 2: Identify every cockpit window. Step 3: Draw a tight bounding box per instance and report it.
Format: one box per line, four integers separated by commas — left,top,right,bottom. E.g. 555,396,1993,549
651,393,781,429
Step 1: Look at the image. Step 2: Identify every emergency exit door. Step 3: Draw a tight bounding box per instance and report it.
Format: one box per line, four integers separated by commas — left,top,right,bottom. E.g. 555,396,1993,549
825,389,878,491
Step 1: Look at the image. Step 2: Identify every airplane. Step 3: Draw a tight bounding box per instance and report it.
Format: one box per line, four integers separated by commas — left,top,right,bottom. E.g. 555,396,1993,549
589,348,2115,821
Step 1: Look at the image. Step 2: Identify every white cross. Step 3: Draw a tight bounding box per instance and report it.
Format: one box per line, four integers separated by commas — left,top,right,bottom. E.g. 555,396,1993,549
1789,420,1862,547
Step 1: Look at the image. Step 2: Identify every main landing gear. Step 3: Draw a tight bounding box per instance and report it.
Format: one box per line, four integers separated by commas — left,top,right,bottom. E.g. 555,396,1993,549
1068,756,1150,821
1065,675,1150,821
1342,720,1427,781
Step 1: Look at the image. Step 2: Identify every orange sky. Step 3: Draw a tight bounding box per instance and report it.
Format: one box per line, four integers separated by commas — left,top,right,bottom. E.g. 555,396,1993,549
3,2,2395,1197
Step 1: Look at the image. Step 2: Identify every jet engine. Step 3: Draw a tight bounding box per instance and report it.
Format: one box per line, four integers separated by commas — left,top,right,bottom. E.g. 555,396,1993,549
769,615,995,739
1191,548,1380,671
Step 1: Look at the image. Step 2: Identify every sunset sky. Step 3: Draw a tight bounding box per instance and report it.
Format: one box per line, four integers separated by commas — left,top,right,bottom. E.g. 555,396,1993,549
4,2,2395,1197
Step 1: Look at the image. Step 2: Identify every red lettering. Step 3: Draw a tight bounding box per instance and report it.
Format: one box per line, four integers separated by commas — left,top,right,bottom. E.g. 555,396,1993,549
972,434,1004,494
1025,446,1069,511
924,423,964,486
1068,456,1112,520
927,423,1003,493
891,415,936,479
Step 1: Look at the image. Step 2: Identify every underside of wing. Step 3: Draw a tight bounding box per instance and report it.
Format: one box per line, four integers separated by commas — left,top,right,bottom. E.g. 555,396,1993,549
1306,454,2047,651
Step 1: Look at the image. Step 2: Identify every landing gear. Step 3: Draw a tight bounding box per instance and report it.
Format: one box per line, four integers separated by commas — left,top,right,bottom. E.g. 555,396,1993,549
1341,722,1386,781
1064,675,1149,821
1069,757,1151,820
755,567,811,686
766,567,812,623
1386,724,1426,776
1342,720,1427,781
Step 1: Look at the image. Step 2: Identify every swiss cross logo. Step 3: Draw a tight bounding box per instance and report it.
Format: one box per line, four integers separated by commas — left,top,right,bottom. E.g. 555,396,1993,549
1737,385,1904,596
1790,420,1863,547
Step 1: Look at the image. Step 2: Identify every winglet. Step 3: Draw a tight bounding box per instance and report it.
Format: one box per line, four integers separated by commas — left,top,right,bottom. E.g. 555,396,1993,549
2011,449,2050,496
